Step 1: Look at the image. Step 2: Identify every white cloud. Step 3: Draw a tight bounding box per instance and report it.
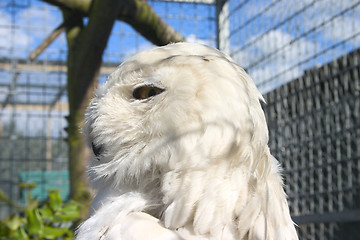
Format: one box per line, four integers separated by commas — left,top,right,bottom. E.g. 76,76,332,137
0,11,31,54
17,5,61,36
231,29,317,93
249,61,302,93
318,15,360,45
0,11,12,48
230,0,360,92
117,34,215,63
251,29,316,62
242,0,360,51
186,34,215,47
0,5,64,58
258,0,360,46
121,42,155,60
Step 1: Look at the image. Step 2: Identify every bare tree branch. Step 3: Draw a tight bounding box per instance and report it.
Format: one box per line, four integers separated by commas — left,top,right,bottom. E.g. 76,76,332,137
29,22,65,61
40,0,185,45
41,0,90,13
62,0,122,211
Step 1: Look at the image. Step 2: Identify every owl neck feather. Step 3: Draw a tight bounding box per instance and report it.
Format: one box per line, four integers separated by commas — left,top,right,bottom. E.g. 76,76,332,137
157,147,274,238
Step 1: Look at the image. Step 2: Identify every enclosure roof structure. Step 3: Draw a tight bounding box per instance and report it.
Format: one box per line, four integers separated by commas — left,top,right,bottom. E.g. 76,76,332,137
0,58,120,110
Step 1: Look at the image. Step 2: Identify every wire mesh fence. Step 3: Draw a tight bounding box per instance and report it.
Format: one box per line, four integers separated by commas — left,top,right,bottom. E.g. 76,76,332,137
263,48,360,239
227,0,360,93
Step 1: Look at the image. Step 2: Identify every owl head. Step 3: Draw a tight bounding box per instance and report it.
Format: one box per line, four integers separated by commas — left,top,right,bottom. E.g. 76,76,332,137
84,43,269,188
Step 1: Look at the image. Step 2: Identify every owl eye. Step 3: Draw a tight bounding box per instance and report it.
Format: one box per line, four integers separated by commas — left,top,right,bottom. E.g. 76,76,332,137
133,86,164,100
91,142,103,159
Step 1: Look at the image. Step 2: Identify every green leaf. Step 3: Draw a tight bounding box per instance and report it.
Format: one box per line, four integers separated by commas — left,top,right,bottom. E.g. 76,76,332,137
63,231,74,240
0,189,23,210
48,190,62,212
63,200,80,212
5,214,22,231
16,227,29,240
53,213,78,222
27,198,39,210
39,206,54,222
26,209,44,235
53,201,81,222
42,226,69,239
0,189,13,205
0,222,10,237
1,188,83,240
19,182,37,190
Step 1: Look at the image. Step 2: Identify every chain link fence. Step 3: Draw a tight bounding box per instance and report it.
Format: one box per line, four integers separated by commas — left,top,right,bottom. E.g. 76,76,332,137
263,48,360,239
227,0,360,93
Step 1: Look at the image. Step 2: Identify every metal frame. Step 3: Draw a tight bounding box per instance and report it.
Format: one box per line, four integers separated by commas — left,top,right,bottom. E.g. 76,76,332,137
216,0,230,55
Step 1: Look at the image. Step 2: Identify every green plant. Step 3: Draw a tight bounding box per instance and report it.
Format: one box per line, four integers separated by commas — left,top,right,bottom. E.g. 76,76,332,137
0,184,83,239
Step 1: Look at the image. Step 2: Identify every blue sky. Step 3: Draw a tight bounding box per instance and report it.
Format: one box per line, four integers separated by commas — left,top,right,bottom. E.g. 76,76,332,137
0,0,216,62
228,0,360,92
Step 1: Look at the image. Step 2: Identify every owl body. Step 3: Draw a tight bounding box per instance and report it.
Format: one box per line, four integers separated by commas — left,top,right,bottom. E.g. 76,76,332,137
77,43,298,240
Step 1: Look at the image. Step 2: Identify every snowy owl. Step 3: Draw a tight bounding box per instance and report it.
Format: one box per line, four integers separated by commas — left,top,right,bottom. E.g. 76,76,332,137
77,43,298,240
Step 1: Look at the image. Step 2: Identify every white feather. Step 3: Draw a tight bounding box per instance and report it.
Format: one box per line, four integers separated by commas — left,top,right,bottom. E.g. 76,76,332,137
77,43,298,240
